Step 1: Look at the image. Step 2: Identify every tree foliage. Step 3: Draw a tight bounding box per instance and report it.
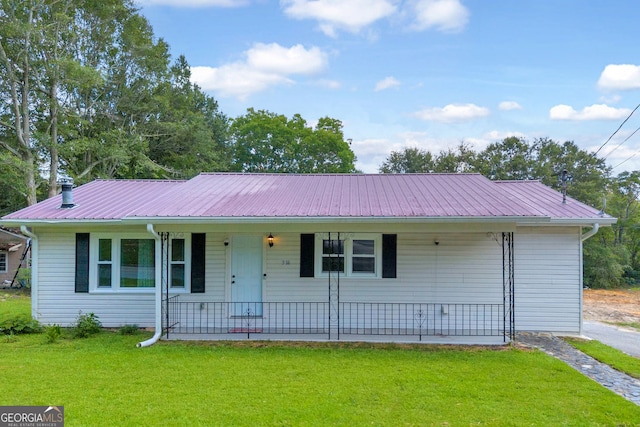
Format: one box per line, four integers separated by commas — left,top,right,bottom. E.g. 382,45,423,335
229,109,356,173
379,143,476,174
0,0,228,209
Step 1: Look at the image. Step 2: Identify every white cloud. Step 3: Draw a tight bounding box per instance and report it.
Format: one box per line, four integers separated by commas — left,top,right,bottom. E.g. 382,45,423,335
598,64,640,90
281,0,398,36
138,0,248,7
549,104,632,121
599,94,622,104
413,103,490,123
498,101,522,111
246,43,328,75
409,0,469,33
374,76,400,91
191,43,328,100
191,64,291,100
316,79,342,89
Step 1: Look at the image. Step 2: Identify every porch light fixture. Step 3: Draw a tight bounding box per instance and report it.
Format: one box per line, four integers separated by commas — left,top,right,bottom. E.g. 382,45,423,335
268,233,274,247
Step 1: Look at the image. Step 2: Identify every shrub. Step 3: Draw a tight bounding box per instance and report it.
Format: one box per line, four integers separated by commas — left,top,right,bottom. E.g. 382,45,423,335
118,324,139,335
16,267,31,288
0,314,42,335
44,324,63,343
72,312,102,338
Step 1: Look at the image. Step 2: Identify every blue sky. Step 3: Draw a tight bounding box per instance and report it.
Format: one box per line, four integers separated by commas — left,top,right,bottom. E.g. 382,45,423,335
137,0,640,173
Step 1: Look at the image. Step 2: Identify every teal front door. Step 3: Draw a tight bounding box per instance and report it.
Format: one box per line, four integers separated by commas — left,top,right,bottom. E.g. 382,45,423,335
231,235,263,316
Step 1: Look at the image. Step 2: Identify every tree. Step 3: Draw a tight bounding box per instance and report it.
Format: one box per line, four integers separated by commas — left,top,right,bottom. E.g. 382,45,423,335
379,143,476,174
1,0,229,207
473,136,534,181
229,109,356,173
531,138,610,208
143,55,230,178
474,137,610,208
379,147,435,173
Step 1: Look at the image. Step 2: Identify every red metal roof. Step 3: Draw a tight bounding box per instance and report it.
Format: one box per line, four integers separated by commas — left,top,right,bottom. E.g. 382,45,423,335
1,173,613,223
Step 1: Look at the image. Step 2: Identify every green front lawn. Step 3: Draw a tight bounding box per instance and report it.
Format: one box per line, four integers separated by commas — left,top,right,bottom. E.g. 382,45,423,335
0,290,31,318
1,333,639,426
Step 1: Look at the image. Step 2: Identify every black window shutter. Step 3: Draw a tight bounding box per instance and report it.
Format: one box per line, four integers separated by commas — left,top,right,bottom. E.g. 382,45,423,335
382,234,397,279
300,234,315,277
75,233,90,293
191,233,206,293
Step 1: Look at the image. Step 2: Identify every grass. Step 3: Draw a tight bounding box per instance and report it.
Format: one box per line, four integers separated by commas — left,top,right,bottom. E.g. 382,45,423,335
565,337,640,380
610,321,640,332
1,334,640,426
0,289,31,318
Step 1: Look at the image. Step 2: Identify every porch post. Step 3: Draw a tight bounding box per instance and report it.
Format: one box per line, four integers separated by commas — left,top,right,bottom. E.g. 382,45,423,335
502,232,515,342
328,232,341,340
161,232,170,338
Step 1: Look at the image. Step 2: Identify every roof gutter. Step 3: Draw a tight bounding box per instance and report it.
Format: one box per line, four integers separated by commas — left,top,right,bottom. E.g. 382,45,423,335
137,224,162,348
581,223,599,242
19,226,38,320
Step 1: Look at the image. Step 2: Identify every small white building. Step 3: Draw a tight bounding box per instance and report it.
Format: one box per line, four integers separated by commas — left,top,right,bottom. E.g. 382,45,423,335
1,173,615,344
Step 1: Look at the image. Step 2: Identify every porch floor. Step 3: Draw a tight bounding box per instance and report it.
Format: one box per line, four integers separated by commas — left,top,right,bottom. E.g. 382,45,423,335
162,332,510,346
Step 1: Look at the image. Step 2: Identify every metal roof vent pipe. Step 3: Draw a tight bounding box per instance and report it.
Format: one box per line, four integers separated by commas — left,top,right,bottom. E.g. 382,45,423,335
60,179,75,208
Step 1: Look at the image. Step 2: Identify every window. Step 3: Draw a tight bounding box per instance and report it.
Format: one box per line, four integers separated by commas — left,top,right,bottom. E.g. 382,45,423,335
315,234,381,278
120,239,155,288
352,239,375,273
0,252,7,273
97,239,112,288
89,233,192,292
170,238,186,289
322,239,344,273
90,234,156,291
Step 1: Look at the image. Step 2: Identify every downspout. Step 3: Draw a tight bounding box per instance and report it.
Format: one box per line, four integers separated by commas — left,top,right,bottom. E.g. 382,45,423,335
581,223,599,242
20,226,37,320
137,224,162,348
579,223,599,337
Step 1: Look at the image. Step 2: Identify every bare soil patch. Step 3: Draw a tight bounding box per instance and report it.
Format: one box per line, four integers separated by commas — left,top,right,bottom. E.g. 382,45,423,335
583,288,640,325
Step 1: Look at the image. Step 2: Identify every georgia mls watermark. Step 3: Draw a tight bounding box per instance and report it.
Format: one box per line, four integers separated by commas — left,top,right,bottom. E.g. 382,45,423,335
0,406,64,427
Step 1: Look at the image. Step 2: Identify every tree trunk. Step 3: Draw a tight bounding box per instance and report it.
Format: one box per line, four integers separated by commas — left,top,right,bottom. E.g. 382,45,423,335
48,83,59,198
20,49,37,206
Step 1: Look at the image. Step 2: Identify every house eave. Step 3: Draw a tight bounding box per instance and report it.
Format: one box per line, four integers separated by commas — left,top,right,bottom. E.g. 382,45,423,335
2,215,614,228
547,217,617,226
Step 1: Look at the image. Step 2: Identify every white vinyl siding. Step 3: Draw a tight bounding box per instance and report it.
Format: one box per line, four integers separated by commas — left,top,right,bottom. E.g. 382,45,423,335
35,230,155,327
265,232,503,304
514,226,581,333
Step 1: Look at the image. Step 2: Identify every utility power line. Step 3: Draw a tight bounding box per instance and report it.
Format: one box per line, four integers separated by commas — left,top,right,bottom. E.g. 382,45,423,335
594,103,640,156
602,124,640,161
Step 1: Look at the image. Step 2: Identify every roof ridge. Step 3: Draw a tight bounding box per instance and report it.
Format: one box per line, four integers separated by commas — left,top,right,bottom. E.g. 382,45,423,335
197,172,484,177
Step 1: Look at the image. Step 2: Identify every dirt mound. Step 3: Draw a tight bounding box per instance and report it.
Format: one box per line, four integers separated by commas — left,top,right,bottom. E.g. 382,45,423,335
583,289,640,324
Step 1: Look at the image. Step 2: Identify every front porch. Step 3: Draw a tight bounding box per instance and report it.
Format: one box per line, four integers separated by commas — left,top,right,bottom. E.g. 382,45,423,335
162,299,513,344
155,231,516,345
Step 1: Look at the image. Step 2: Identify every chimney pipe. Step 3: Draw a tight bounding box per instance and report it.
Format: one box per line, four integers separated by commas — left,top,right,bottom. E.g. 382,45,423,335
60,179,75,208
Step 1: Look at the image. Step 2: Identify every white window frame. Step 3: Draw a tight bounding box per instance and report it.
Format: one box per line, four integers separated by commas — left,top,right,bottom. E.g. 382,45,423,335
89,233,157,293
168,233,192,293
314,233,381,278
0,251,7,273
